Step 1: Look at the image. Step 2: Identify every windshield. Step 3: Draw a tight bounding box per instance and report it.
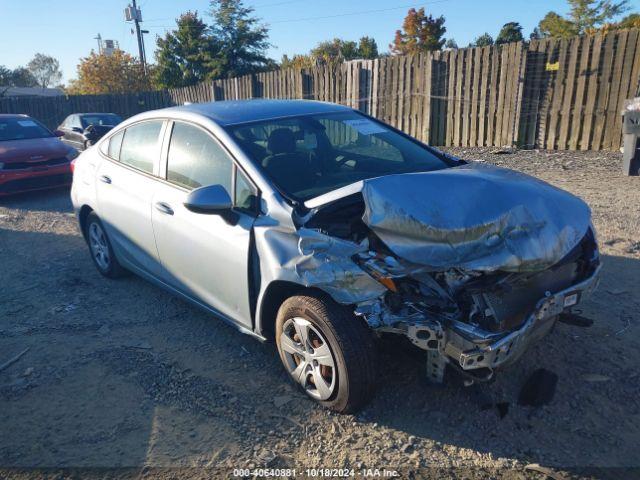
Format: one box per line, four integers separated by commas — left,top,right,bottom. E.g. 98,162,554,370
0,117,53,142
228,111,450,201
81,114,122,128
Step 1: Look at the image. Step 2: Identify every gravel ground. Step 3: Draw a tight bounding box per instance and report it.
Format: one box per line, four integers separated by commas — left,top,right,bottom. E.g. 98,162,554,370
0,148,639,479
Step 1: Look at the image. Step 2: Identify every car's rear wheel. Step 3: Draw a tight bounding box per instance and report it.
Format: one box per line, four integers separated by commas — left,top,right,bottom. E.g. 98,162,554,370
85,212,126,278
275,293,377,413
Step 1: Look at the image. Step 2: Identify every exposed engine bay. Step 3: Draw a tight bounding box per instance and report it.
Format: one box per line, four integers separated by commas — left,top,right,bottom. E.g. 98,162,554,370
289,164,601,384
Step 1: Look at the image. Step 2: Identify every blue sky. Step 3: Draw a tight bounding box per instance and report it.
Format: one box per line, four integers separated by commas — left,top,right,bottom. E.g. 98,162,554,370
1,0,638,84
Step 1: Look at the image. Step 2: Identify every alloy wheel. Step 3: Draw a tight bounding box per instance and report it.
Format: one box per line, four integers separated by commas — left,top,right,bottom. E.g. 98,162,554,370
88,222,110,271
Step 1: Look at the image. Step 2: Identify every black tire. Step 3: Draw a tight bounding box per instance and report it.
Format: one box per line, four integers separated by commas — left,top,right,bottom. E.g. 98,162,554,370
275,293,377,413
84,212,127,279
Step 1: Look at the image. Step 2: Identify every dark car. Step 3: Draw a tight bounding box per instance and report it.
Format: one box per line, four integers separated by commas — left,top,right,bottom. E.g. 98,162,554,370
57,113,122,151
0,114,78,197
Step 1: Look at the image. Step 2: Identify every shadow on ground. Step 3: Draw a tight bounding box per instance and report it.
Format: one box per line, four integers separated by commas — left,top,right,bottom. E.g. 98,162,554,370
1,189,639,471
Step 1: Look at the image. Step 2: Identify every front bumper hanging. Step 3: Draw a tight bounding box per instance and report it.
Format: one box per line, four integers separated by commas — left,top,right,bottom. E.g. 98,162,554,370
398,264,602,381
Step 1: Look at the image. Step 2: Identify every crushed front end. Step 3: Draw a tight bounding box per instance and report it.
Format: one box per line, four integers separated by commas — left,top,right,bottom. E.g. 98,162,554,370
353,228,600,383
300,163,601,384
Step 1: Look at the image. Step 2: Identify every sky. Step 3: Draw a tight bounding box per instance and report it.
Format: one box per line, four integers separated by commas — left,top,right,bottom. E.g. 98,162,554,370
1,0,638,84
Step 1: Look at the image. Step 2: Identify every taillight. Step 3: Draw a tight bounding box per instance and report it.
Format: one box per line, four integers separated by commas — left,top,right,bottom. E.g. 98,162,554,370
70,159,77,174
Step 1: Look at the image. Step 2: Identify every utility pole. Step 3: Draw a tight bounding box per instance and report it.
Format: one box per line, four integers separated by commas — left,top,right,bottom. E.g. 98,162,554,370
94,33,103,54
126,0,147,75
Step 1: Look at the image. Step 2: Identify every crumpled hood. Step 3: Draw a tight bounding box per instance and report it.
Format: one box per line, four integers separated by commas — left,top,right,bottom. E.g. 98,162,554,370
361,163,591,273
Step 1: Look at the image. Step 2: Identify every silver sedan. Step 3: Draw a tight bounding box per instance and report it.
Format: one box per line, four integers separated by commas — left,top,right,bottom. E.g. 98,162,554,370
71,100,600,412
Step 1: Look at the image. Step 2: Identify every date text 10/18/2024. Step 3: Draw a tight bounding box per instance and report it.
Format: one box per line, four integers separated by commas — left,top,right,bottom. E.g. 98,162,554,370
233,468,400,478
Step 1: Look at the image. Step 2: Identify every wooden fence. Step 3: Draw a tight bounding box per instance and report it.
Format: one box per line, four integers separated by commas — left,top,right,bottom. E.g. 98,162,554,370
2,29,639,151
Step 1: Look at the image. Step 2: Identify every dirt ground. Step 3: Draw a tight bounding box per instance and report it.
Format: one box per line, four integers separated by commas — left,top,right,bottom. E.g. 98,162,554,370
0,148,639,479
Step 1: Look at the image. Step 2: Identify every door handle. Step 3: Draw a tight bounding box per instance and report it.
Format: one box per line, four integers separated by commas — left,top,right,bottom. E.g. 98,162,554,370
99,175,112,184
154,202,174,215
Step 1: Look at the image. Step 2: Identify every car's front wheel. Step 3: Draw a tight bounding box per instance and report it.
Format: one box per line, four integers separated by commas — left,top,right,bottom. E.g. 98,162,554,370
85,212,126,278
275,293,377,413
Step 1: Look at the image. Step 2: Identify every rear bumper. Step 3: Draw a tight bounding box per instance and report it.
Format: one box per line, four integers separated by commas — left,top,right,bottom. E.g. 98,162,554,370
447,264,602,371
0,165,72,196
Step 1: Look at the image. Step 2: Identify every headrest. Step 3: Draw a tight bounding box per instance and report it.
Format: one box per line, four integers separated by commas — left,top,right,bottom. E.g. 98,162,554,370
267,128,296,155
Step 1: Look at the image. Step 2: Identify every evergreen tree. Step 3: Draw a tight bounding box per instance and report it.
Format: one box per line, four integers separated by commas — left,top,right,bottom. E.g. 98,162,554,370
496,22,524,44
472,33,494,47
154,11,220,89
209,0,272,78
357,36,379,59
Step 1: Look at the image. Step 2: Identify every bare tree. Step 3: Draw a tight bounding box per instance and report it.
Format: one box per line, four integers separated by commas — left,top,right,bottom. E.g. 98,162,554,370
27,53,63,89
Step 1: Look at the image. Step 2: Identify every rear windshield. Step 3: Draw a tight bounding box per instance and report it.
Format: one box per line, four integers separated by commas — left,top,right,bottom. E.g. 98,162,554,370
0,117,53,141
227,111,449,201
81,114,122,128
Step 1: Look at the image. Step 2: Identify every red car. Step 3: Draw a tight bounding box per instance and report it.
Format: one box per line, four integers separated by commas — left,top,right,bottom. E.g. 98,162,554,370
0,114,79,197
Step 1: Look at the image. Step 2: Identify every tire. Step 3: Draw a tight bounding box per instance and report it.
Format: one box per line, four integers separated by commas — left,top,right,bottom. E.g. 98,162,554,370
85,212,127,278
275,293,377,413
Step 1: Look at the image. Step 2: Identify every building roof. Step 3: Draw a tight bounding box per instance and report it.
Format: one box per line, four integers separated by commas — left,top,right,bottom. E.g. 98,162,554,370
165,99,352,126
0,87,65,98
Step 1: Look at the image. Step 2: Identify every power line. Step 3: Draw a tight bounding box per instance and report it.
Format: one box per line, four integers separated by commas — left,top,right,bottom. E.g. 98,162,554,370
269,0,450,24
144,0,451,29
142,0,306,23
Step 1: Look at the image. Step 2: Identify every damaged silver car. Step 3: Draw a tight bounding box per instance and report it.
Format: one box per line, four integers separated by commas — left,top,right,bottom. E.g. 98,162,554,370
71,100,601,413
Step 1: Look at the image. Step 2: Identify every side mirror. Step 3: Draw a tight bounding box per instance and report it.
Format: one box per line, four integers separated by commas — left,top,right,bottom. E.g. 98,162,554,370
184,184,233,215
53,129,65,137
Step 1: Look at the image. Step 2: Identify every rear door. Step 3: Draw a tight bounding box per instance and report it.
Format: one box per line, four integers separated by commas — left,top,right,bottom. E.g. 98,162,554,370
96,120,166,278
151,120,259,327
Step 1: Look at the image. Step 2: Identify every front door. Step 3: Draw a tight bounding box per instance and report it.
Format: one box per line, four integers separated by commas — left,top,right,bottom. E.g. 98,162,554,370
62,115,85,150
151,121,258,327
96,119,166,278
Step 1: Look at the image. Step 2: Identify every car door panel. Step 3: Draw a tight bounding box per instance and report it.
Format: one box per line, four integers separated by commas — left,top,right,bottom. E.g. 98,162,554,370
151,184,255,327
96,160,163,277
150,120,256,328
95,119,166,278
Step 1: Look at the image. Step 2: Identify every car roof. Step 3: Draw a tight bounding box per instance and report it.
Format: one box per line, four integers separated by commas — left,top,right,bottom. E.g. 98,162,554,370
162,99,353,126
0,114,31,119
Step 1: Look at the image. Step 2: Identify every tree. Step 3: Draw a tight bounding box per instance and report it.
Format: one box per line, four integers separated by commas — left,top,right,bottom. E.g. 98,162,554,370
281,36,378,70
67,50,151,95
567,0,629,32
536,0,630,37
444,38,458,49
530,27,544,39
472,33,494,47
209,0,272,78
0,66,38,87
391,8,446,54
154,11,221,88
27,54,62,89
311,38,359,61
538,11,580,37
280,54,316,69
496,22,524,44
613,12,640,28
357,36,379,59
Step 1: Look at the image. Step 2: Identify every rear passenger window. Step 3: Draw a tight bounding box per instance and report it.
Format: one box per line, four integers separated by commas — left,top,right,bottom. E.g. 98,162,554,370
104,130,124,160
166,122,232,192
119,121,163,174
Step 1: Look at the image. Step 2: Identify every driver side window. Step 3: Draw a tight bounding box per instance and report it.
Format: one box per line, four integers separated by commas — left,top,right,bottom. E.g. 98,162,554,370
166,122,233,194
